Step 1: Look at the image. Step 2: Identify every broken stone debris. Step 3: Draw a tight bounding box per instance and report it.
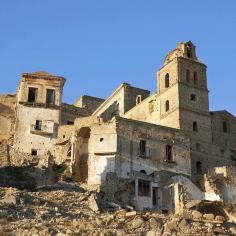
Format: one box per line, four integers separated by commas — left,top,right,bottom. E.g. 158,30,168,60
0,182,235,236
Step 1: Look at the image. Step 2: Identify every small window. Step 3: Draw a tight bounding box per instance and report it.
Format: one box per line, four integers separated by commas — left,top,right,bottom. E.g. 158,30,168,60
193,121,198,132
165,145,173,162
165,100,169,112
31,149,38,156
35,120,42,130
194,72,198,85
100,138,104,142
28,87,38,103
136,95,142,105
165,73,170,88
46,89,55,105
138,179,150,196
190,94,197,101
186,69,190,82
222,121,228,133
196,161,202,174
139,140,146,158
67,121,74,125
140,170,146,174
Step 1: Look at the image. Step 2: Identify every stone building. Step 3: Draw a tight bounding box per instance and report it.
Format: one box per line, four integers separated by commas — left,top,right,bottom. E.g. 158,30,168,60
0,41,236,213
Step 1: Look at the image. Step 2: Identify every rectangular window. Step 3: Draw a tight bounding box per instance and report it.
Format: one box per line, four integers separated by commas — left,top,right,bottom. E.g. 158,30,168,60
28,87,38,103
166,145,173,162
139,140,146,158
138,179,150,197
35,120,42,130
67,121,74,125
31,149,38,156
46,89,55,105
222,121,228,133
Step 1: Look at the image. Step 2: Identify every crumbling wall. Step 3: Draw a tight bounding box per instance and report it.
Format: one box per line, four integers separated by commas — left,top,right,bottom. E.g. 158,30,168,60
115,117,191,178
0,94,16,166
74,95,105,114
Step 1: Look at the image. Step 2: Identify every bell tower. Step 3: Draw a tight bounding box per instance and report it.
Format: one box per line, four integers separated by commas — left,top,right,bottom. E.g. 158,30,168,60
157,41,212,144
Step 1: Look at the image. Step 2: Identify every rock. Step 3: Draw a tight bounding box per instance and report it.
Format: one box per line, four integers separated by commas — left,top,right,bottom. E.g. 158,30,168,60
229,227,236,235
149,217,161,230
146,231,156,236
131,218,144,229
215,215,225,222
125,211,136,218
165,221,178,232
185,200,202,210
178,218,190,231
192,210,202,220
88,194,99,212
203,213,215,220
214,227,226,234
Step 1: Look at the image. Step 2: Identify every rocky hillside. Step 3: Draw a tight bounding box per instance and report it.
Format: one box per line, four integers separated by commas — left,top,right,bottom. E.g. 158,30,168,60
0,182,236,236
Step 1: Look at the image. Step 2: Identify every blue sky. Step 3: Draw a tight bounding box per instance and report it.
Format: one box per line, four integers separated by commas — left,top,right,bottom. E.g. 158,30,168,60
0,1,236,114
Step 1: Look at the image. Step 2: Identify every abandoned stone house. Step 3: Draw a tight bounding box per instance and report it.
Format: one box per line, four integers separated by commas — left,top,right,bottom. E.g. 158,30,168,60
0,41,236,213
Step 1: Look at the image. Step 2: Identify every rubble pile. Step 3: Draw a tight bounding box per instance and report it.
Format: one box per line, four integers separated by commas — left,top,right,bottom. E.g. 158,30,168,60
0,182,236,236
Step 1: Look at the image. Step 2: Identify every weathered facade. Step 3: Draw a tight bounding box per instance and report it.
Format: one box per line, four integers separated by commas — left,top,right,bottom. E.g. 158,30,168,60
0,41,236,213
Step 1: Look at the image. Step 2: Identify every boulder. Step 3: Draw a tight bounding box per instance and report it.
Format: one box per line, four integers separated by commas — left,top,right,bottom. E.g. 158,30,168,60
131,218,144,229
192,210,202,220
125,211,137,218
203,213,215,220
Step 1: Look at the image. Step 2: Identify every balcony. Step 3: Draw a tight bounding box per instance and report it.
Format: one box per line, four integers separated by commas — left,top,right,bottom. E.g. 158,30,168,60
30,121,54,135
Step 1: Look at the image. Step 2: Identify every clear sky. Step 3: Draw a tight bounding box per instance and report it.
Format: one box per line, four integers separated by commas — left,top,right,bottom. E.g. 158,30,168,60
0,1,235,114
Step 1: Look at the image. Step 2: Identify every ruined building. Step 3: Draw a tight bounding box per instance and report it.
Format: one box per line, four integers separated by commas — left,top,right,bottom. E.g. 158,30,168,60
0,41,236,213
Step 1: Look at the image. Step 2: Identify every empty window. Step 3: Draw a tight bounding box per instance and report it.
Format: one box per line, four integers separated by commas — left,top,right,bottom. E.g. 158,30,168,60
67,121,74,125
35,120,42,130
28,87,38,103
136,95,142,105
165,145,173,161
31,149,38,156
186,44,192,58
165,73,170,88
196,161,202,174
186,69,190,82
165,100,169,112
193,72,198,85
222,121,228,133
46,89,55,105
193,121,198,132
190,94,197,101
138,179,150,196
139,140,146,158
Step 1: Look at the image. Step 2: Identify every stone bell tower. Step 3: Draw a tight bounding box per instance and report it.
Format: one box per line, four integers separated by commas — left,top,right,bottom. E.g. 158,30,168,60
157,41,212,144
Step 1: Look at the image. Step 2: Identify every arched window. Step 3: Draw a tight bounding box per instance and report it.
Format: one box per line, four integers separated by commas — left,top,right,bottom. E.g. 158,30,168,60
140,170,147,174
222,121,228,133
196,161,202,174
193,121,198,132
165,100,169,112
190,94,197,101
186,69,190,82
136,95,142,105
165,73,170,88
194,72,198,85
